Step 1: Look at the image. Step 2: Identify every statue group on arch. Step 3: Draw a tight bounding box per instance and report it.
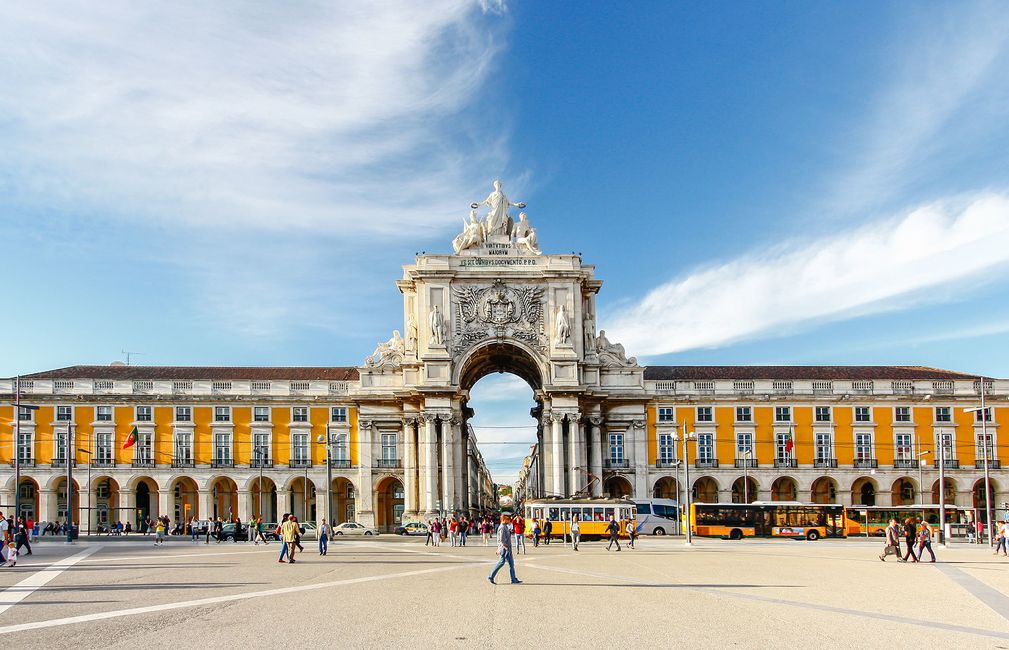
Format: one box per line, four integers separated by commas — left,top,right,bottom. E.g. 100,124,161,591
452,180,540,255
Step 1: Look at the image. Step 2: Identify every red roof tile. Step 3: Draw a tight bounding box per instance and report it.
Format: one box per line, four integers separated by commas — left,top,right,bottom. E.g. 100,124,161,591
642,365,980,381
13,365,359,381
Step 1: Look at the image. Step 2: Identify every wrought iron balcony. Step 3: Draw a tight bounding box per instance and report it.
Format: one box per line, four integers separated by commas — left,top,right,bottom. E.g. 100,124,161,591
289,459,312,469
376,458,401,469
250,459,274,469
734,459,758,469
93,458,115,468
604,459,630,469
211,459,234,468
51,458,76,468
773,458,797,469
171,459,195,468
935,459,960,470
655,460,680,469
11,459,35,468
131,459,155,469
853,459,878,469
813,459,837,469
694,459,719,469
329,459,352,469
976,459,1001,469
892,459,916,469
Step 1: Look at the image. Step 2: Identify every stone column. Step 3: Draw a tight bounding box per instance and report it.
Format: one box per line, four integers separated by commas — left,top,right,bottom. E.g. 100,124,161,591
551,414,565,497
237,490,251,522
590,418,603,497
157,487,171,522
441,417,458,512
199,489,213,521
403,418,418,517
120,489,136,528
452,417,465,512
276,489,291,517
568,413,585,496
357,420,375,527
422,415,438,515
40,489,57,524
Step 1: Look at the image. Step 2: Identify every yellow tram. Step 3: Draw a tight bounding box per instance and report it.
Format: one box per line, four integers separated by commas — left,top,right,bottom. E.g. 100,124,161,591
523,498,636,540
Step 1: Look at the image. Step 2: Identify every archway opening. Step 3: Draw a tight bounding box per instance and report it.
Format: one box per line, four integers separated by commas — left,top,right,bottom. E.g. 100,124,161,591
932,478,956,505
288,476,316,522
332,477,356,524
604,475,632,498
652,476,678,499
810,477,838,504
210,477,239,521
693,477,718,503
973,479,996,521
731,477,758,503
250,476,277,522
17,477,40,521
171,477,199,523
771,477,798,501
133,477,157,528
890,477,917,506
375,476,405,532
851,477,877,506
92,476,121,530
465,371,539,512
52,477,81,525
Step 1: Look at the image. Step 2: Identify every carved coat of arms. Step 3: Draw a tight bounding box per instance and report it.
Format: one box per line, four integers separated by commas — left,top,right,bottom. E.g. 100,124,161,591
451,280,545,354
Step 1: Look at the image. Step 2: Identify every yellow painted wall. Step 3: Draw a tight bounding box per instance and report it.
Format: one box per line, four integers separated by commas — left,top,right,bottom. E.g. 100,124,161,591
753,406,774,464
794,406,814,465
996,407,1009,466
913,407,934,459
311,407,328,464
35,406,54,464
154,406,173,463
874,407,894,467
74,406,93,464
676,406,696,464
646,406,657,464
350,407,360,466
233,407,251,464
714,406,734,464
273,406,291,465
114,407,133,464
0,405,12,464
834,406,853,465
194,406,213,463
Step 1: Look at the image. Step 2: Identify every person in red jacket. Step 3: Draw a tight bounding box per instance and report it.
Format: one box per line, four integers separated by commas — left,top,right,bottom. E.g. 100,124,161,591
513,515,526,554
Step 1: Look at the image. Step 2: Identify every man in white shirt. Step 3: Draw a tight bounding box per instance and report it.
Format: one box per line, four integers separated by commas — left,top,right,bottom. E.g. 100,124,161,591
0,513,8,561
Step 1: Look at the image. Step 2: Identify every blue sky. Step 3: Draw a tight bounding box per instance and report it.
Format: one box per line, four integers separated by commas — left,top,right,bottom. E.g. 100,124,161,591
3,2,1009,483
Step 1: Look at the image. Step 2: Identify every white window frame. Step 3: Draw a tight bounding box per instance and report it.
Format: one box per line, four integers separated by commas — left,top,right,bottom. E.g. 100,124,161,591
135,405,153,422
735,406,752,423
696,406,713,423
56,405,73,422
854,432,874,461
331,407,348,423
381,433,398,462
214,406,231,423
736,432,753,459
54,429,69,460
894,432,913,463
253,406,271,423
658,433,675,463
95,431,114,465
774,432,793,460
608,433,625,462
333,433,349,461
854,406,871,423
937,430,956,462
252,431,272,465
894,406,911,423
697,432,714,461
174,406,192,423
975,431,994,464
292,406,309,423
976,407,993,423
774,406,791,423
174,430,194,464
814,432,833,461
291,431,310,464
135,430,154,463
934,406,952,423
213,431,233,463
16,430,34,464
814,406,831,423
657,407,674,423
17,406,34,422
96,405,113,422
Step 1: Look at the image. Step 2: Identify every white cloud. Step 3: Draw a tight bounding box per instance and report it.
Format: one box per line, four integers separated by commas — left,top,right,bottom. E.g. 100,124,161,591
607,193,1009,356
0,1,509,235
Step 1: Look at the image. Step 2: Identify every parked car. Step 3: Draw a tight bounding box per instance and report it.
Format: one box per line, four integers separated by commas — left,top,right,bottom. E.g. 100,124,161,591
396,522,428,536
218,523,249,542
333,522,379,536
260,521,313,540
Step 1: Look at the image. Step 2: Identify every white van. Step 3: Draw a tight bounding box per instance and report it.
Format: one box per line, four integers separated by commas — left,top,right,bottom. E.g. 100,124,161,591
633,499,680,535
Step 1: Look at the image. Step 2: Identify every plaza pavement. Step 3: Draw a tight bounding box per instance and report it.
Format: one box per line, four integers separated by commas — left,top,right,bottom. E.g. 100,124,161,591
1,535,1008,648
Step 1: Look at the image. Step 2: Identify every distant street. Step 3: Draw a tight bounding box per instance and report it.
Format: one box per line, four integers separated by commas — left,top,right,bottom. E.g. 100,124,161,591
2,536,1009,647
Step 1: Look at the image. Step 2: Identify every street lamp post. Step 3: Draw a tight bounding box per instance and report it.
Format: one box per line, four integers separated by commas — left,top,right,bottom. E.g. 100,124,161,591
742,449,752,504
65,420,74,544
938,427,947,547
916,450,930,524
77,448,92,537
318,433,334,523
253,446,265,520
679,423,696,546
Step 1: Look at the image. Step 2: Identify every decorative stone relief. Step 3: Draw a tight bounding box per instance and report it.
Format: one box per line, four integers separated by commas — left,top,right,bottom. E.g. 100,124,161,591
364,331,405,368
450,279,546,355
594,329,639,368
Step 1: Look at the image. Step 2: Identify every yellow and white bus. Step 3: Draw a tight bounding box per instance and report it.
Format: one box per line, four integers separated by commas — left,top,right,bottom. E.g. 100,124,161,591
691,502,846,541
524,498,636,540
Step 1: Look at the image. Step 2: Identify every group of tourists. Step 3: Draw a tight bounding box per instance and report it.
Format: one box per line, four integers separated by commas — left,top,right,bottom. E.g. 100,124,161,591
879,517,936,562
0,511,35,567
424,515,500,547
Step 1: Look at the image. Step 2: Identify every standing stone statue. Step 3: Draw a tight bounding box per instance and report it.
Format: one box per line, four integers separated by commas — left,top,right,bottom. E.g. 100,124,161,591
429,304,445,346
471,180,525,237
554,304,570,346
406,313,418,351
583,311,595,351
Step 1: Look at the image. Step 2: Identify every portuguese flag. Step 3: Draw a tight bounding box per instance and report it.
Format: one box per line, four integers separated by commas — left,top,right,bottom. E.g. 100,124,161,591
123,425,139,449
784,425,795,453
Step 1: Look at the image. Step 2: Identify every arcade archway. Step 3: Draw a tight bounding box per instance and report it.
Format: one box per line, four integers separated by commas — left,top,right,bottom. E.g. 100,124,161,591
692,476,719,503
375,476,404,532
771,477,797,501
851,477,877,506
604,476,632,498
810,477,838,504
652,476,678,499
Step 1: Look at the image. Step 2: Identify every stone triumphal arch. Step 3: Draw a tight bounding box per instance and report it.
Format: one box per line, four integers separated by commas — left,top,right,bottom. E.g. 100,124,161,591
358,181,648,520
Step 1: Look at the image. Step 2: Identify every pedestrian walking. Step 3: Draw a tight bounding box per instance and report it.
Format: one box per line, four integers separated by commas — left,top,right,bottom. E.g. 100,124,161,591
281,515,299,564
154,517,166,546
606,515,621,551
513,515,526,554
449,517,458,547
625,519,636,549
543,519,553,545
879,518,902,561
487,515,521,585
995,521,1007,556
254,517,268,545
189,517,198,542
14,518,32,556
28,518,38,543
481,518,491,546
292,516,305,552
916,517,936,563
570,515,580,551
2,541,16,567
901,518,919,563
532,520,541,547
424,520,434,546
318,518,331,556
277,515,291,562
234,516,242,543
214,517,224,544
459,517,469,546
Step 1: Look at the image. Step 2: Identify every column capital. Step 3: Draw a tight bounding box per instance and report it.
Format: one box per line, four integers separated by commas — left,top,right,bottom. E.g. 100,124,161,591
589,416,603,427
358,420,374,430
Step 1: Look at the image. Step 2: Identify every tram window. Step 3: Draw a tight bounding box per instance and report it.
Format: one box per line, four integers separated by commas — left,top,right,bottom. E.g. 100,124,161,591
604,508,614,520
548,508,559,521
594,507,604,521
581,508,592,521
636,503,651,515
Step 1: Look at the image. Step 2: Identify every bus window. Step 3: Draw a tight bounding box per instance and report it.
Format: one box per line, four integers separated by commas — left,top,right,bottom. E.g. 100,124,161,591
652,504,678,519
636,503,651,515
